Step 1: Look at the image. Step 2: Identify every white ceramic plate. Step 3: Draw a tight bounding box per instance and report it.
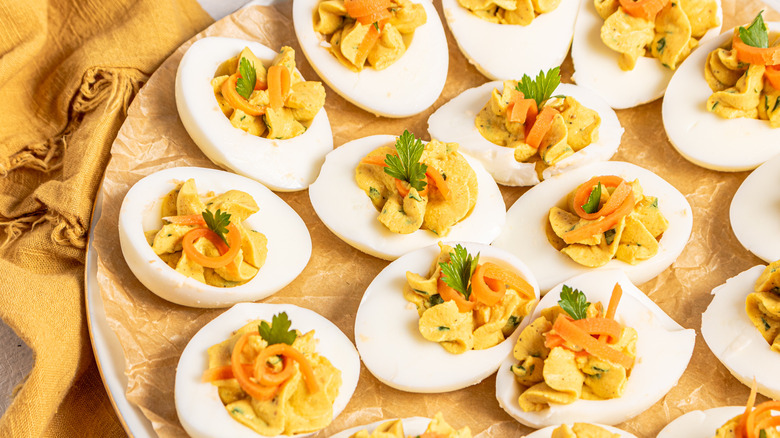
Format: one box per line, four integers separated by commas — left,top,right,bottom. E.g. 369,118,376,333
730,152,780,263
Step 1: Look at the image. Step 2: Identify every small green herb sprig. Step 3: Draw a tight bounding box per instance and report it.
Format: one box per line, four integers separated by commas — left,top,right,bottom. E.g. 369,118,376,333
558,285,591,320
202,208,232,246
384,130,428,192
236,57,257,99
515,67,564,107
259,312,298,346
581,183,603,214
439,244,480,300
739,11,769,48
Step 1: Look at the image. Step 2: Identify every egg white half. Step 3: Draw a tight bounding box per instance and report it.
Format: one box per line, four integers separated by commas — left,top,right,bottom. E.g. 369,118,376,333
329,417,432,438
572,0,723,109
701,265,780,400
308,135,506,260
656,406,745,438
175,37,333,192
292,0,448,117
175,303,361,438
523,423,638,438
441,0,580,80
118,167,312,308
427,82,623,186
495,269,696,428
730,153,780,263
491,160,693,293
663,22,780,172
355,242,540,392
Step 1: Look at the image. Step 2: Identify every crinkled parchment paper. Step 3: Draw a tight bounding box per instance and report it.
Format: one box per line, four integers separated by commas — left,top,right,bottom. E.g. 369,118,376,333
93,2,780,437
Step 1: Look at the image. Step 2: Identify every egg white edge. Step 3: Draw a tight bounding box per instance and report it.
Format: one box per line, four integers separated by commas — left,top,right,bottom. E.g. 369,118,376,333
491,160,694,293
308,134,507,260
117,166,312,308
441,0,581,81
701,265,780,400
175,36,334,192
663,22,780,172
656,406,745,438
495,269,696,429
329,417,432,438
174,302,361,438
355,242,540,393
523,422,638,438
292,0,449,118
427,82,624,187
729,152,780,263
572,0,724,109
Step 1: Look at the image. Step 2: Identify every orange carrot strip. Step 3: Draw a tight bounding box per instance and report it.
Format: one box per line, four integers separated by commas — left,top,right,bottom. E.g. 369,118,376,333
253,345,298,388
254,80,268,91
201,364,253,382
181,223,241,269
395,176,430,198
737,378,758,438
571,317,624,341
508,98,538,125
525,106,559,149
482,262,536,300
733,33,780,66
356,23,381,67
255,343,320,394
360,155,389,167
357,7,392,24
618,0,669,20
472,263,506,306
562,191,635,245
746,401,780,438
437,277,476,312
572,175,628,220
344,0,390,18
231,333,279,401
553,315,634,369
544,332,566,349
222,73,265,116
425,168,450,200
766,65,780,89
163,214,206,226
754,415,780,438
604,283,623,320
267,65,290,110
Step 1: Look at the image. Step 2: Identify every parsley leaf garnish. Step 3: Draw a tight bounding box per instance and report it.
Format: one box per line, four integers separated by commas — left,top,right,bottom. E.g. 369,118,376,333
384,130,428,192
258,312,298,346
739,11,769,49
202,208,232,246
515,67,562,107
236,57,257,99
558,285,590,320
581,182,603,214
438,244,479,300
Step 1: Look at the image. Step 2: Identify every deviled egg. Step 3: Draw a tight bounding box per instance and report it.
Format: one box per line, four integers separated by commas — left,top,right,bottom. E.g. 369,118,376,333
495,269,696,428
175,302,360,438
664,22,780,171
492,161,693,293
292,0,448,117
656,406,746,438
329,417,433,438
572,0,723,109
355,242,539,392
329,414,469,438
118,167,311,308
524,423,638,438
441,0,580,80
428,81,623,186
730,152,780,263
176,37,333,191
309,134,506,260
701,265,780,400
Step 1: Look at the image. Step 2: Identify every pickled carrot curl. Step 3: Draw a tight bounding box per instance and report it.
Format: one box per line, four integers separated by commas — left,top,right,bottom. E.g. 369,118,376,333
395,177,430,198
482,263,535,300
552,315,634,369
425,167,450,200
344,0,390,19
471,263,506,306
222,74,265,116
508,98,538,125
618,0,669,20
231,333,279,400
437,277,476,312
254,343,319,393
267,65,291,110
562,191,635,245
357,7,392,24
572,175,628,220
525,106,558,149
571,317,624,342
356,23,381,66
765,65,780,89
733,33,780,66
181,223,241,269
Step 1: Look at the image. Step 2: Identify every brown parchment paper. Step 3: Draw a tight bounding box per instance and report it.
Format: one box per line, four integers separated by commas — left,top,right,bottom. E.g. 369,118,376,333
93,2,780,437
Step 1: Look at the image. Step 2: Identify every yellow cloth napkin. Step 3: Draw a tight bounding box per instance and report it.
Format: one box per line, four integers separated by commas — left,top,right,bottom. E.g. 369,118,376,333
0,0,212,436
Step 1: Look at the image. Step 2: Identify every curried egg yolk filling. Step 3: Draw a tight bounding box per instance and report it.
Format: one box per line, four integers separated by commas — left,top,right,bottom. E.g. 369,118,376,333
313,0,426,71
403,243,537,354
211,46,326,139
203,317,342,436
146,179,267,287
355,134,477,235
512,285,637,412
551,423,620,438
546,175,669,268
458,0,559,25
476,80,601,177
597,0,719,71
349,412,472,438
747,260,780,353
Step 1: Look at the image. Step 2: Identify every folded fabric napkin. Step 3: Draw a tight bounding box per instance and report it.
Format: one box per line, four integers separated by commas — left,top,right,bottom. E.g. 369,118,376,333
0,0,213,435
